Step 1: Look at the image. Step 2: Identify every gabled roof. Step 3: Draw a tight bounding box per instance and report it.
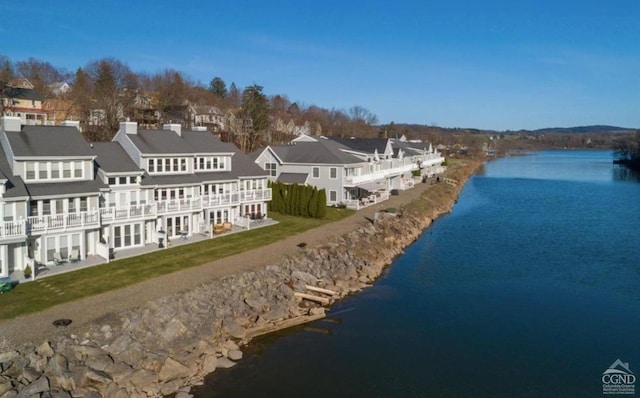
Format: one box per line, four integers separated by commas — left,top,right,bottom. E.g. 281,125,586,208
6,125,94,158
0,150,28,199
1,86,44,102
228,150,269,178
268,141,362,165
26,179,107,198
127,129,237,155
277,172,309,184
328,137,390,154
127,130,195,154
181,130,237,153
91,142,142,174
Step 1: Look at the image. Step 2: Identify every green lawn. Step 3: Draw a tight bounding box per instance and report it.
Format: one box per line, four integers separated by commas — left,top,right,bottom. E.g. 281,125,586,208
0,208,354,320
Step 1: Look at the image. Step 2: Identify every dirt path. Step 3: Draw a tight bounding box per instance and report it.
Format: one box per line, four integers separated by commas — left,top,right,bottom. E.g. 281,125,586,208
0,181,443,349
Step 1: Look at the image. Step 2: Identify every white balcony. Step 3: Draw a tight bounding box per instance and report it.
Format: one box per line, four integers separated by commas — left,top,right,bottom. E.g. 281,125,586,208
201,192,241,207
100,203,158,224
345,163,417,186
240,188,272,202
156,197,202,214
0,220,27,240
27,210,100,233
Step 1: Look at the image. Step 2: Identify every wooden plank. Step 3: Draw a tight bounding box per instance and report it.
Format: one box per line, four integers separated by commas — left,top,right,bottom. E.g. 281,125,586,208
294,292,331,305
305,285,337,296
245,312,326,339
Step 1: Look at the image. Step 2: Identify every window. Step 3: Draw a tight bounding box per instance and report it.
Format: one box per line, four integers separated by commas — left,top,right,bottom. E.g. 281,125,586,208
157,160,163,172
55,200,63,214
129,176,136,184
312,167,319,178
74,162,82,178
108,177,116,185
199,158,205,170
63,163,71,178
3,203,13,222
149,159,155,173
43,200,51,215
265,162,277,177
119,177,127,185
329,190,337,202
80,197,88,212
206,158,212,169
51,163,60,179
26,163,35,180
69,198,77,213
72,234,80,255
134,224,141,245
173,158,179,171
30,201,39,217
181,159,187,171
164,159,170,171
330,167,337,179
38,162,47,179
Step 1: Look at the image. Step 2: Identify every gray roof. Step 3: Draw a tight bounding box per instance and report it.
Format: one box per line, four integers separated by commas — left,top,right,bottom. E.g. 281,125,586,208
328,137,389,154
277,172,309,184
269,141,362,165
6,126,94,157
91,142,141,174
2,86,44,101
128,129,236,155
0,150,28,199
26,179,106,198
229,151,269,178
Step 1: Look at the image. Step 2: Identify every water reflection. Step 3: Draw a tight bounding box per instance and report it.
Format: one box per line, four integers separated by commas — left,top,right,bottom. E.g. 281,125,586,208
613,165,640,182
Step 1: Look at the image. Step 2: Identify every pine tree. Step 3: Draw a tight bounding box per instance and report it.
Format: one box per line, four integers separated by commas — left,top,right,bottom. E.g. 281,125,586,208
316,189,327,218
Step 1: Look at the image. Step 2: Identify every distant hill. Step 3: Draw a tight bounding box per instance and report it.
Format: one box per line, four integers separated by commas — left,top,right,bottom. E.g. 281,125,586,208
532,125,634,134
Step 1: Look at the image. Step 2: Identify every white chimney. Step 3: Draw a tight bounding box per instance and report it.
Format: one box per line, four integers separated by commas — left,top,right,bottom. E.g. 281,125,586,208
163,123,182,137
0,116,22,133
120,121,138,135
61,120,81,132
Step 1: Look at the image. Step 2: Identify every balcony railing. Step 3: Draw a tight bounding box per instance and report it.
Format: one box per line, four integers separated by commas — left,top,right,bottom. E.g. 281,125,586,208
201,192,241,207
27,210,100,233
0,220,27,239
100,203,157,224
240,188,272,202
156,197,202,214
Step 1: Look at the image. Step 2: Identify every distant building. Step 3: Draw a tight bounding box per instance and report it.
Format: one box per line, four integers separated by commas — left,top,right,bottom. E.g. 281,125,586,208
1,80,48,125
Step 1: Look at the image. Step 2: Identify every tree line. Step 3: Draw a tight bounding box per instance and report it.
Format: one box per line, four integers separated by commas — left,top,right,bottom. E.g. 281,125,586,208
0,54,379,151
268,181,327,218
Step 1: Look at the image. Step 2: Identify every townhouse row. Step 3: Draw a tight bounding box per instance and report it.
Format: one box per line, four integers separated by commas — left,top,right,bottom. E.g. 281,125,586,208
252,134,445,209
0,117,271,277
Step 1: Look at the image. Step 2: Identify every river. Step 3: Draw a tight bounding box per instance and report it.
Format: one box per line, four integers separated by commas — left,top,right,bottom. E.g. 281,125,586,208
193,150,640,398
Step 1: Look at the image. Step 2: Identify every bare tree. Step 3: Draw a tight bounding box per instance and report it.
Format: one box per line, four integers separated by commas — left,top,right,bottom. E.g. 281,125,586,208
15,57,69,98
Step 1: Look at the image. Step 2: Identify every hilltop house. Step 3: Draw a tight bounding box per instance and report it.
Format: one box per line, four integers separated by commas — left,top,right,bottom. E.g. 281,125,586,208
1,82,48,126
0,116,271,279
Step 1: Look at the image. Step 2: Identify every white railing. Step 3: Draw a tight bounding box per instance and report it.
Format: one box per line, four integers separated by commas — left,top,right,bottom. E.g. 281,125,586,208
99,203,157,224
27,210,100,233
240,188,272,202
0,220,26,239
344,191,390,210
156,197,202,214
201,192,241,207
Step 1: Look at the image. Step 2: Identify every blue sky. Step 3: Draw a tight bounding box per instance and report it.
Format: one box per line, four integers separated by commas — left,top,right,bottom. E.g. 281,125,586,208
1,0,639,131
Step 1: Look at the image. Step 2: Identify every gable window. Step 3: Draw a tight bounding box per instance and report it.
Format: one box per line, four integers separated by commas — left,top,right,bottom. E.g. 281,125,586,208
149,159,155,173
157,160,163,172
330,167,337,179
108,177,116,185
312,167,319,179
265,162,277,177
119,177,127,185
26,163,35,180
52,163,60,179
180,159,187,171
39,162,47,179
63,163,72,178
129,176,136,184
74,162,83,178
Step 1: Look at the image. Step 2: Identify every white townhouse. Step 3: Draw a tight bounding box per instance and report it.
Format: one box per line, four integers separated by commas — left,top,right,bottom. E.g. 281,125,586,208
0,117,271,278
253,135,444,209
113,122,271,241
0,118,105,273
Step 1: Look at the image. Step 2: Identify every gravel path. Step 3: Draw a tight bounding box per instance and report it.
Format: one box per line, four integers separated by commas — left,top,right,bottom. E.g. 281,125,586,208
0,182,435,349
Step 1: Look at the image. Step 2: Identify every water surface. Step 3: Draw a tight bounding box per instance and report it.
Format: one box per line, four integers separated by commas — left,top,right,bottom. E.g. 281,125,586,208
194,151,640,398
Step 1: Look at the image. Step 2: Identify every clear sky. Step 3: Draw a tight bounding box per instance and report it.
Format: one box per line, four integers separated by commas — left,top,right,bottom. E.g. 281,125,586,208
1,0,639,131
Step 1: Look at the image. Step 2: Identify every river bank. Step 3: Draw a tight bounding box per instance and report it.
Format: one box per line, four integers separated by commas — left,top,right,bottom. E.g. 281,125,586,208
0,159,481,398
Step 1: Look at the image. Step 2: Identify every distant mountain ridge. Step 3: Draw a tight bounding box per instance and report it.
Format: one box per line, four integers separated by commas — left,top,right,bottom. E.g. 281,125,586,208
532,125,634,134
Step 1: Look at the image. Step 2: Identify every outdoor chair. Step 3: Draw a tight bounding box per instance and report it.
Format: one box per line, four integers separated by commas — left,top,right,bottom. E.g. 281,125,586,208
68,249,80,263
53,252,67,265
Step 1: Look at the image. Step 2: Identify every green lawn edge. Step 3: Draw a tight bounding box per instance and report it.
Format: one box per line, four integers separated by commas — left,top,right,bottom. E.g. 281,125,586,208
0,208,354,320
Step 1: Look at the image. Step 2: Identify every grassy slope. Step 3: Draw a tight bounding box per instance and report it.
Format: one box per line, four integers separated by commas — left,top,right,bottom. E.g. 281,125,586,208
0,208,353,320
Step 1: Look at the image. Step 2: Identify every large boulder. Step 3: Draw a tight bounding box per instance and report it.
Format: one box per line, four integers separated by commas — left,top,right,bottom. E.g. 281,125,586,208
158,357,191,383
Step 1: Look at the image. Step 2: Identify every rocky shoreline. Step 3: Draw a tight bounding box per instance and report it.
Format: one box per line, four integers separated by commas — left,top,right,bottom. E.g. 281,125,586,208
0,161,478,398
